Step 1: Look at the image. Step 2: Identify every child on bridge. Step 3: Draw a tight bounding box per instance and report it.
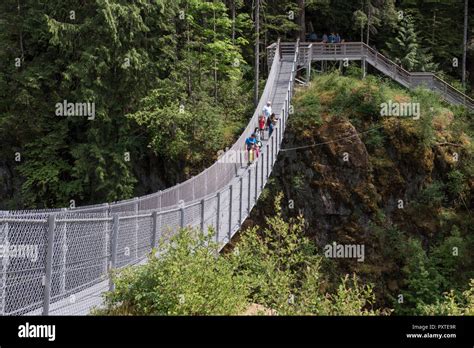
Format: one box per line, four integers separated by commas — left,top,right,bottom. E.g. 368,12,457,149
245,133,258,165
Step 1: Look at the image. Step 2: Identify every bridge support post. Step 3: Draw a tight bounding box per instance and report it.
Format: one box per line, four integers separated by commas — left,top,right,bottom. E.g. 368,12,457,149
278,114,283,150
266,144,270,180
271,134,274,165
151,211,158,249
43,214,56,316
228,185,233,241
134,198,139,261
60,208,67,297
362,57,366,79
180,207,185,229
59,208,69,294
261,153,264,189
109,214,119,292
239,178,243,225
307,62,311,82
307,44,312,83
248,170,252,213
216,192,221,243
0,213,8,315
103,203,109,286
200,199,205,232
255,162,259,203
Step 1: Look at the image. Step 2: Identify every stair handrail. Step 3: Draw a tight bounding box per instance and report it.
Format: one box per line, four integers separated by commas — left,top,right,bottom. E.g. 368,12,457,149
361,42,473,107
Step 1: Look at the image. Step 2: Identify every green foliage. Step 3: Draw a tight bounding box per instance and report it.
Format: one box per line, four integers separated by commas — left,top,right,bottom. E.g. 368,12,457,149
291,174,305,192
446,170,467,197
384,14,438,72
395,238,444,315
420,280,474,316
373,224,405,263
97,228,249,315
352,10,367,41
430,226,469,288
385,15,419,71
363,0,398,44
128,88,226,167
293,91,322,125
416,180,445,207
364,128,385,149
400,1,469,81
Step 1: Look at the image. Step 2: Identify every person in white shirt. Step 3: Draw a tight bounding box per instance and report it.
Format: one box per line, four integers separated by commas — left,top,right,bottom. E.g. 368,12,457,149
261,101,272,140
262,101,272,121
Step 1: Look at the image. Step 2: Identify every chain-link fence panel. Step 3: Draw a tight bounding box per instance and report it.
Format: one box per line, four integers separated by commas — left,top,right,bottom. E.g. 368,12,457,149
138,193,161,212
159,209,181,243
136,214,153,260
183,202,202,229
2,217,48,315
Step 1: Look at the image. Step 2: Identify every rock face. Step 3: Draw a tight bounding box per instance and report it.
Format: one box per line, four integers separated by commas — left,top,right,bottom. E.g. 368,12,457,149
271,116,381,247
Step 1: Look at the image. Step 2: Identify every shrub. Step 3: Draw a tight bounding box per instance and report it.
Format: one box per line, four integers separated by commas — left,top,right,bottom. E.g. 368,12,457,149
416,180,446,207
420,280,474,315
96,228,248,315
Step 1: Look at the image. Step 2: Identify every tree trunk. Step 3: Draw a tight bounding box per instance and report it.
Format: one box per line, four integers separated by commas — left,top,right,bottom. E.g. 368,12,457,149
254,0,260,107
462,0,468,88
17,0,24,62
214,7,218,103
186,4,192,97
298,0,306,41
366,1,371,46
232,0,235,45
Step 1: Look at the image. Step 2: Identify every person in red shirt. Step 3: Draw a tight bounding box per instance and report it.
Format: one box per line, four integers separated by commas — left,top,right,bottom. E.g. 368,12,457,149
258,115,265,139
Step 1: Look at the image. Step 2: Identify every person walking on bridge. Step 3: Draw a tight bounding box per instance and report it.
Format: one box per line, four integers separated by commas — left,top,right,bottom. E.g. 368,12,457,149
268,113,278,137
258,115,266,139
262,101,272,139
246,133,258,165
254,127,261,142
263,101,272,120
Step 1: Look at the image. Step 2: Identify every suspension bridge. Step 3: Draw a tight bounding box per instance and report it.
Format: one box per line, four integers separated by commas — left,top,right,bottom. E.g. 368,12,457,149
0,41,472,316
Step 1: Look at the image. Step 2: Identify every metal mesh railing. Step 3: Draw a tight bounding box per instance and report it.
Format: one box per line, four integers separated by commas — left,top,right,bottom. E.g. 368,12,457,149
0,40,299,316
